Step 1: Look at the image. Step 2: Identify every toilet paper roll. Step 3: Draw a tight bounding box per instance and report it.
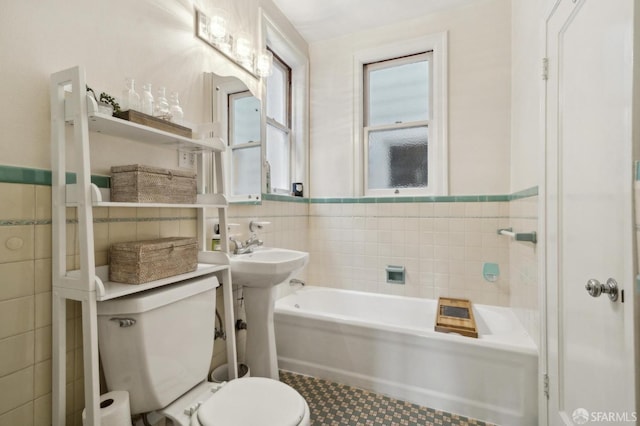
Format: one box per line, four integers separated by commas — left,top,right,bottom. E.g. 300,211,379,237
82,391,133,426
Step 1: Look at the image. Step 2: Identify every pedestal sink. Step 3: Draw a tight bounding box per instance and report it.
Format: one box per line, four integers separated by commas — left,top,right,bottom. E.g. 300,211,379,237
230,247,309,380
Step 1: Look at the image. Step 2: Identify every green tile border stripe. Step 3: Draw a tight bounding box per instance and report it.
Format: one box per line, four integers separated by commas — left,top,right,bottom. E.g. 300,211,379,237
230,200,262,206
0,216,196,227
262,193,308,203
0,164,537,203
261,188,534,204
509,186,539,200
0,166,53,186
260,192,526,204
0,165,110,188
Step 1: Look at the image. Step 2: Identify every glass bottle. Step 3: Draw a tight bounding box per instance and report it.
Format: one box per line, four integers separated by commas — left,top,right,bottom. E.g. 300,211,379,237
154,86,169,119
141,83,154,115
169,91,184,124
122,78,140,112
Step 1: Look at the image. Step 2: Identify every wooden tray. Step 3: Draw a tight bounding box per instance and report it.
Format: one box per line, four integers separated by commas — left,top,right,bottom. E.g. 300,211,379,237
114,109,193,138
435,297,478,338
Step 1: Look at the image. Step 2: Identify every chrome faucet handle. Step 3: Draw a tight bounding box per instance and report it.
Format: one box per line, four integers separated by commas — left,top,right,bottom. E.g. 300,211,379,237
245,233,263,246
229,236,243,252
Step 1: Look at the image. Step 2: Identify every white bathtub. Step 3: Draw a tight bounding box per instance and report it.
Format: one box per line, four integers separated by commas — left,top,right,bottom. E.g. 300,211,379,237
274,286,538,425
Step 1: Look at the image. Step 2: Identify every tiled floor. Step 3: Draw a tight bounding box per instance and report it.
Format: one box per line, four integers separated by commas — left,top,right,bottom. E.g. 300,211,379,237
280,370,496,426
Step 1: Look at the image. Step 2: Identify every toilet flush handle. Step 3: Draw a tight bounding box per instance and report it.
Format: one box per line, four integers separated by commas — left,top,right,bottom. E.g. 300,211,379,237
109,317,136,327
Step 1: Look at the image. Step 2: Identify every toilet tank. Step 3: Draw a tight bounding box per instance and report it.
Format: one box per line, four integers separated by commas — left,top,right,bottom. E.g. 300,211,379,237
97,274,218,414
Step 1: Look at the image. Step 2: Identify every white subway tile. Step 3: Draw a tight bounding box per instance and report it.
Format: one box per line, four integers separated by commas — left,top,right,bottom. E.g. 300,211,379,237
0,367,34,415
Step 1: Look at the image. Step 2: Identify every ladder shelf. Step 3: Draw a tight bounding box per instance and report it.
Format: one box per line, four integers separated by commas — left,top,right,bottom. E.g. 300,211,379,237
50,65,237,426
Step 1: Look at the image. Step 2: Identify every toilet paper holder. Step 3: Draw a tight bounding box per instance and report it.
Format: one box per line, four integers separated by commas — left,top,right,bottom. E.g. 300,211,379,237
110,317,136,327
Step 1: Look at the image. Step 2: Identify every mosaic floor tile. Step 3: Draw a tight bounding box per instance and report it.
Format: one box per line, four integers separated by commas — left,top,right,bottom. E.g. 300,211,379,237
280,370,496,426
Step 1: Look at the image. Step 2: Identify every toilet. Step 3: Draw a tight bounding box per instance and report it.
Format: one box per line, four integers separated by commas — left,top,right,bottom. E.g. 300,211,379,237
96,275,310,426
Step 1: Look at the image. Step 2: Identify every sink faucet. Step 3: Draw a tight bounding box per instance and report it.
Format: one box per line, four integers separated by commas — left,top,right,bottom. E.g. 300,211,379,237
229,236,243,253
231,234,263,254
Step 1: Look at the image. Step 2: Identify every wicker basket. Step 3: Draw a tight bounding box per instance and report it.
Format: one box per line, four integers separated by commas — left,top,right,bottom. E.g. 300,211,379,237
109,237,198,284
110,164,197,204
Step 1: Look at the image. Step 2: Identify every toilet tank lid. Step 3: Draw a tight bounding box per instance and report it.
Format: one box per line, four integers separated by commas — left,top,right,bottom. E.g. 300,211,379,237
97,275,219,315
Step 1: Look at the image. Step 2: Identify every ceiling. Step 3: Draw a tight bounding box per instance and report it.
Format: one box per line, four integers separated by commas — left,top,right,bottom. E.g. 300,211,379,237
271,0,478,43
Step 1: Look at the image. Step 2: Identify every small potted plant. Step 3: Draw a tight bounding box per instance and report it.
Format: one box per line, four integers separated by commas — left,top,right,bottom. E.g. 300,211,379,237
86,85,121,116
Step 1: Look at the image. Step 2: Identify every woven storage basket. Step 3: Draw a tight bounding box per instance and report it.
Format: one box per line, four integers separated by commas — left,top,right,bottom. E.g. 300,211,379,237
109,237,198,284
111,164,197,204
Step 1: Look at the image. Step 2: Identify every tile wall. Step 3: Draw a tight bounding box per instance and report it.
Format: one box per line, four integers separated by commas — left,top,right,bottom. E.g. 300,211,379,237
233,194,539,348
226,200,310,256
218,200,309,366
508,195,539,347
0,176,539,424
0,182,200,426
307,200,513,306
0,182,78,426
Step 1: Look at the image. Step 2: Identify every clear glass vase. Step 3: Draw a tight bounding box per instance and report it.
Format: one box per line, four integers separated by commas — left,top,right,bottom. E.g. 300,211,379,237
141,83,154,115
169,91,184,124
154,86,169,119
122,78,140,112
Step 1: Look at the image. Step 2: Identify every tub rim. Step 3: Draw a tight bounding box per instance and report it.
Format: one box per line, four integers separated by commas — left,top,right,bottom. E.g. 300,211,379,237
275,285,538,356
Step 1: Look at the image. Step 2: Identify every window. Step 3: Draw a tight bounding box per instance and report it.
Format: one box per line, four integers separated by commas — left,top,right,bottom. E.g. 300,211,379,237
265,50,292,194
364,52,431,196
229,91,261,198
355,33,447,197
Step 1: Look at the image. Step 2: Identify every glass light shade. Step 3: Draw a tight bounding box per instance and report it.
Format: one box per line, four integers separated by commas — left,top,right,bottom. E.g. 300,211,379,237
198,14,209,38
256,50,273,77
209,14,227,41
235,34,253,63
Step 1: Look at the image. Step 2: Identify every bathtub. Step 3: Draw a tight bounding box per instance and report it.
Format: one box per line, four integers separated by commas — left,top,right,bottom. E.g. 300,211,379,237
274,286,538,425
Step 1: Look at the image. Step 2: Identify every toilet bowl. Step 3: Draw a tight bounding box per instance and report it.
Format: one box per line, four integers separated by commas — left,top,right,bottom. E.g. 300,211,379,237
160,377,310,426
96,275,310,426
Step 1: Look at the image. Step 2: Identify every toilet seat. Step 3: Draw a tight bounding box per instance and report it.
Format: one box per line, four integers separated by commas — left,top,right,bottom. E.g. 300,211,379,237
197,377,307,426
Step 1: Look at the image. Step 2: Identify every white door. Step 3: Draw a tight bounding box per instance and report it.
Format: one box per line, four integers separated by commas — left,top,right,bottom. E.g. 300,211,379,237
544,0,636,424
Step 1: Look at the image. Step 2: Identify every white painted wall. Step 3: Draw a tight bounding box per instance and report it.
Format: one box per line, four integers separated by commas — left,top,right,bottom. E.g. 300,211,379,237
0,0,306,175
309,0,512,197
510,0,548,191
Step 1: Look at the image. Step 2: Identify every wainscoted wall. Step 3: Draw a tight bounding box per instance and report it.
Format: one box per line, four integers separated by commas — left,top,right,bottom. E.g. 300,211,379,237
0,180,203,425
226,198,310,257
224,199,310,365
0,182,83,426
306,200,512,305
240,191,539,346
0,172,539,424
508,194,539,348
231,192,539,343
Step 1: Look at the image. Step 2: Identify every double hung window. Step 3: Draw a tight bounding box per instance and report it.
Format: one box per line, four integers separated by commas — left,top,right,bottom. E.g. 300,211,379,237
364,51,433,196
265,50,292,193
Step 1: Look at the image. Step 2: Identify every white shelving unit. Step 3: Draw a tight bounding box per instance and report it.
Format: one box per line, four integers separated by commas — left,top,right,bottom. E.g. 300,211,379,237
50,66,238,426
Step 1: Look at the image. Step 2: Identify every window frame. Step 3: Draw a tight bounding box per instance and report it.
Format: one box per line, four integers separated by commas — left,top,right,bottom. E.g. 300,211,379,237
363,52,432,196
265,49,293,194
228,90,262,200
353,32,448,197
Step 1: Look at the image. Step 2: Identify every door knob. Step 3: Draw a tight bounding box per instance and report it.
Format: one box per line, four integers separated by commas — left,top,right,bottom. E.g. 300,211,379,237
585,278,618,302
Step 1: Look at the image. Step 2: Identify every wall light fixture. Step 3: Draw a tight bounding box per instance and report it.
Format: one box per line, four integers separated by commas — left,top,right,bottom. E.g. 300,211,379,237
196,9,272,78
